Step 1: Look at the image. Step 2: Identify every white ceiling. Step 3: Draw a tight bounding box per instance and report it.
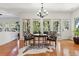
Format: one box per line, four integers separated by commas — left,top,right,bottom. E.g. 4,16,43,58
0,3,79,16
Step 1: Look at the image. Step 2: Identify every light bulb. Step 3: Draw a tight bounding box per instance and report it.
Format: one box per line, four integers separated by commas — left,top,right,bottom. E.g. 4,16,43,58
44,10,46,12
38,10,41,12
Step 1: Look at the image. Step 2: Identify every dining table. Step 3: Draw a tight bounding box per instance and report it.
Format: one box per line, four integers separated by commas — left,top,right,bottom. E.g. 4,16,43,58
33,34,48,47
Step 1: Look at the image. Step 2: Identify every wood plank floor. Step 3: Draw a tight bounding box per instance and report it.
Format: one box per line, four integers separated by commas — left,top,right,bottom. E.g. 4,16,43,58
0,39,18,56
0,39,79,56
19,39,79,56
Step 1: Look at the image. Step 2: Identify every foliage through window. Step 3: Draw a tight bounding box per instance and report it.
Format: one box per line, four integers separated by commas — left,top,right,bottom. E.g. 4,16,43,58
43,21,50,34
33,21,40,34
53,21,59,32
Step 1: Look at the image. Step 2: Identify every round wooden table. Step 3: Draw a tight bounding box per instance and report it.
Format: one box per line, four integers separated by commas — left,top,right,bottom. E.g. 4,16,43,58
33,34,48,47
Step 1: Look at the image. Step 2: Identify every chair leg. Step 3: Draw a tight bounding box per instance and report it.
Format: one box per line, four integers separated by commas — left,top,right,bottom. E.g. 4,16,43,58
46,40,47,44
26,41,27,46
29,40,31,45
24,40,26,46
55,41,56,48
49,41,51,45
33,39,34,46
48,40,49,45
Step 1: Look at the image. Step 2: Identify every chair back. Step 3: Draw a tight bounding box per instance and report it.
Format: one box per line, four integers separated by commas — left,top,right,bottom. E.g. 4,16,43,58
24,32,33,40
48,31,57,40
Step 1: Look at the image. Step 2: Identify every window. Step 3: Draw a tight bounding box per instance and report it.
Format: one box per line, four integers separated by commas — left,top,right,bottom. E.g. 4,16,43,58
64,21,69,30
23,19,30,32
33,21,40,34
43,21,50,34
0,22,19,32
75,18,79,28
53,21,59,32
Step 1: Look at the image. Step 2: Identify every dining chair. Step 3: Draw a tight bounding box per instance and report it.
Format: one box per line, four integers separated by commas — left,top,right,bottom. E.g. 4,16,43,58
24,31,34,46
47,31,57,48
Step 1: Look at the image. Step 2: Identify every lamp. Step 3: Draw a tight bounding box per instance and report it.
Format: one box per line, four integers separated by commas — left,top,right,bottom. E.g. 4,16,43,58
37,3,48,18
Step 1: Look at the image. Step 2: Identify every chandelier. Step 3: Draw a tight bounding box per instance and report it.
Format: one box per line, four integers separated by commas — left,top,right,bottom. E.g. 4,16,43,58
37,3,48,18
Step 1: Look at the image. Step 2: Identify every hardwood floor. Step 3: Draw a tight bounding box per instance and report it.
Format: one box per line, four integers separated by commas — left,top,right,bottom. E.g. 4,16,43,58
0,39,79,56
60,40,79,56
0,39,18,56
19,39,79,56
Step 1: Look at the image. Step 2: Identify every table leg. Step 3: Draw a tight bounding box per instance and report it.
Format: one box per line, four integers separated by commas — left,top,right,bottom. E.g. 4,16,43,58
38,37,40,47
29,40,31,45
45,37,46,45
33,37,35,46
43,37,44,43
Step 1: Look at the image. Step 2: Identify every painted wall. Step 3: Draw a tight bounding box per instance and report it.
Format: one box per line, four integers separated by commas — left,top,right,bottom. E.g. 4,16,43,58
19,12,72,40
0,10,78,40
0,32,18,45
20,12,71,20
72,8,79,18
0,16,19,45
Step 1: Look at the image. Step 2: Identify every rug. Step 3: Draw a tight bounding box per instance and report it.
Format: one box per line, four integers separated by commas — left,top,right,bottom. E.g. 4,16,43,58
18,45,55,56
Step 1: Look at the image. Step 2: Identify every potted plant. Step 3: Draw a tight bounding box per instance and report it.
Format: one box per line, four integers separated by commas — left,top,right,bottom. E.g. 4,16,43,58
73,28,79,44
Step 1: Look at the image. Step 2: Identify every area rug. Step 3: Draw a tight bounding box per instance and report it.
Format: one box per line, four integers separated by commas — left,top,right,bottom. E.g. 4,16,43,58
18,45,55,56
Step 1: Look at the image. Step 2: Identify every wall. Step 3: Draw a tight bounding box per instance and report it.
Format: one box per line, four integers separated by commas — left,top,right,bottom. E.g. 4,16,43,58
0,16,19,56
0,32,18,45
0,16,19,45
19,12,72,40
0,9,78,40
72,8,79,18
20,12,71,20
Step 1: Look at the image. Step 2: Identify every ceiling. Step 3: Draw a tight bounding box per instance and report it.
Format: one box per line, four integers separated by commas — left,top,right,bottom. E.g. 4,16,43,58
0,3,79,16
